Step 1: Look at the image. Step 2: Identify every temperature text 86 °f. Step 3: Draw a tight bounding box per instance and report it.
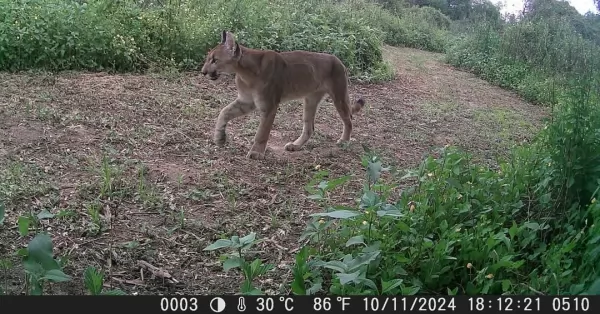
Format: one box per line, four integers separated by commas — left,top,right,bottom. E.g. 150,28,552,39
313,297,354,311
256,297,295,312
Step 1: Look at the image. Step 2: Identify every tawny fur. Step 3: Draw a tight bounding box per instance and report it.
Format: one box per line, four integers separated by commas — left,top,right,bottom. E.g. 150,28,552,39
200,31,365,160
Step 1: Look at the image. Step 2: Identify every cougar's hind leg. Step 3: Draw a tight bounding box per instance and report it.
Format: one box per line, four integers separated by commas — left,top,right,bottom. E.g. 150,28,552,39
284,92,325,151
330,88,353,145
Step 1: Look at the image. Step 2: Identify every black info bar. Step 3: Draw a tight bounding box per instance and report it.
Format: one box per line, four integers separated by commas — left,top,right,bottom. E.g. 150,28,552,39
0,295,596,313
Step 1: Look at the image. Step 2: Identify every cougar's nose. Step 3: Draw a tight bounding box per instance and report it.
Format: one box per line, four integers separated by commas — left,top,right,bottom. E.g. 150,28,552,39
200,70,207,76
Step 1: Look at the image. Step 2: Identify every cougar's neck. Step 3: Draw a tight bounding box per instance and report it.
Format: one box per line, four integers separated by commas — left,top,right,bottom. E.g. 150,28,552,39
232,45,262,84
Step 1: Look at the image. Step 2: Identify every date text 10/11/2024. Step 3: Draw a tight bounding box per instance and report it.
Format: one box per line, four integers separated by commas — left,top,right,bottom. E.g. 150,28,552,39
159,296,593,313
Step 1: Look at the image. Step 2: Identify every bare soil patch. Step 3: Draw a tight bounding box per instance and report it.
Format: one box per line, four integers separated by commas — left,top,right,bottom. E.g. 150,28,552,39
0,46,547,295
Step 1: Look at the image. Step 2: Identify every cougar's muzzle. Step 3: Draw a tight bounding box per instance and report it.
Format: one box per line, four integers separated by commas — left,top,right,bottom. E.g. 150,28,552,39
200,69,219,80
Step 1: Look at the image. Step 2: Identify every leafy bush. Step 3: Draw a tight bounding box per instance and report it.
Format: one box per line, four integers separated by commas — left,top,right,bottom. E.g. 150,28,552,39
446,16,600,105
0,0,453,79
350,2,451,52
206,145,599,295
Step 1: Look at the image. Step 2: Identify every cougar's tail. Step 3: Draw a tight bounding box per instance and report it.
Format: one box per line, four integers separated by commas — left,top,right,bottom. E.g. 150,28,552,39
343,65,365,117
351,97,365,116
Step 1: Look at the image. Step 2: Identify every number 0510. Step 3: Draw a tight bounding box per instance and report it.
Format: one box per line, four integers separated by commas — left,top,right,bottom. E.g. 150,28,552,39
552,297,590,311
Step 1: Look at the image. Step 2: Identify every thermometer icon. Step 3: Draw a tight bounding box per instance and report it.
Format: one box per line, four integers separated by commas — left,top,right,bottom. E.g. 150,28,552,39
237,297,246,312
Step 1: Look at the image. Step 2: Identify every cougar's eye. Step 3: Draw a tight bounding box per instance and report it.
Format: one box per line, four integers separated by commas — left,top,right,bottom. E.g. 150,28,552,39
211,57,217,64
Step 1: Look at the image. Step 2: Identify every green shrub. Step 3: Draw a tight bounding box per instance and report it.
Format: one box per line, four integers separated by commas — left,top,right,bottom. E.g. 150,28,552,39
210,145,599,295
439,9,600,296
0,0,453,78
0,0,394,81
362,3,451,52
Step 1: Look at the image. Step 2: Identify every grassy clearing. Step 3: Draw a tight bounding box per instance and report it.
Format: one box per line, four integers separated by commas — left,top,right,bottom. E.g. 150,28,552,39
0,46,546,294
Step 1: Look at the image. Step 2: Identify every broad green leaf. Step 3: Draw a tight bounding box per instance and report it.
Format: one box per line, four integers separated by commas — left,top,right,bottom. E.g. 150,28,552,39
307,282,322,295
363,242,381,253
311,210,360,219
37,210,55,220
394,265,408,276
524,222,540,231
583,278,600,295
317,181,328,190
18,216,30,236
345,235,365,247
323,261,348,273
508,221,518,239
42,269,72,282
346,251,381,272
367,160,383,184
445,177,462,189
327,175,350,190
396,221,410,232
402,285,421,295
246,259,273,278
239,232,256,245
223,257,243,271
23,258,44,275
382,279,403,294
377,209,402,217
28,233,59,270
502,279,511,292
203,239,232,251
360,278,379,293
569,283,586,295
337,271,360,285
360,190,378,208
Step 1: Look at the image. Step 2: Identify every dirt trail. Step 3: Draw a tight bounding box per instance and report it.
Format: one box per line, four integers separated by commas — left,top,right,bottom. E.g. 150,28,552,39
0,46,547,294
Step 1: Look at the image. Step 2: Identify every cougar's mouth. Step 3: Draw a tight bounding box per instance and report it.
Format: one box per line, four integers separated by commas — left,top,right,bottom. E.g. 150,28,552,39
208,72,219,80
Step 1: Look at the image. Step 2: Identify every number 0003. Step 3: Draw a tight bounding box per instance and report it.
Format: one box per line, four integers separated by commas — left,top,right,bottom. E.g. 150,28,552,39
160,297,198,311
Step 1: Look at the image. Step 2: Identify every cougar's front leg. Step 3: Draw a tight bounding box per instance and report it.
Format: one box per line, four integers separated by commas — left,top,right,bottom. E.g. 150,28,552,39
214,99,255,145
247,105,278,160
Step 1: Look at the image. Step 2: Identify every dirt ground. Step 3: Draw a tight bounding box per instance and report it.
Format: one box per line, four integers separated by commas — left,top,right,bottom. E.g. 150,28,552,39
0,46,547,295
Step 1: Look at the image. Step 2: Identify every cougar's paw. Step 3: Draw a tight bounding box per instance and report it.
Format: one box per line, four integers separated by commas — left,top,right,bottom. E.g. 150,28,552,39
284,142,302,151
336,138,350,145
246,150,265,160
336,138,352,148
213,131,226,146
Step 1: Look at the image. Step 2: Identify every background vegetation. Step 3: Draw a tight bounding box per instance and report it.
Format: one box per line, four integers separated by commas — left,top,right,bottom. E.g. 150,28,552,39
2,0,600,295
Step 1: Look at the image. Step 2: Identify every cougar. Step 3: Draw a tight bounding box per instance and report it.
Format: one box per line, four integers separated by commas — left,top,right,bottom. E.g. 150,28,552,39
200,31,365,160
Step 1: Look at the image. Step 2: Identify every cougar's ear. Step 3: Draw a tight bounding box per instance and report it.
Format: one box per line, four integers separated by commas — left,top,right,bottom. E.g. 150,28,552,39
223,31,236,54
221,30,227,44
233,42,241,58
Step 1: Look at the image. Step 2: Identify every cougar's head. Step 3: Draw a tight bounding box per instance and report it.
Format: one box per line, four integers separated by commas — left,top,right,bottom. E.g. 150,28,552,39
201,31,241,80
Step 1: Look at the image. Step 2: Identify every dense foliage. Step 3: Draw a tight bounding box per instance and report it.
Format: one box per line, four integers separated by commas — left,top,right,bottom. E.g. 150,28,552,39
0,0,452,81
